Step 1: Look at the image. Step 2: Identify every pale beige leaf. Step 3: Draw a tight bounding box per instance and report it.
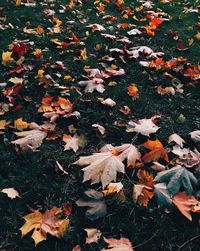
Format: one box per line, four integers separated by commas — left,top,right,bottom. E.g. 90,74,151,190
102,237,134,251
85,228,102,244
127,118,160,136
1,188,20,199
168,133,185,147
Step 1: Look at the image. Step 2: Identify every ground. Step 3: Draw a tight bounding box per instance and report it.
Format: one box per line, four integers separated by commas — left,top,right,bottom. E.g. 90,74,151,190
0,0,200,250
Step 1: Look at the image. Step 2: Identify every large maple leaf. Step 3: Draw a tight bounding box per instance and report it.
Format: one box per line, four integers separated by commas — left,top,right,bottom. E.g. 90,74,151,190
74,145,125,188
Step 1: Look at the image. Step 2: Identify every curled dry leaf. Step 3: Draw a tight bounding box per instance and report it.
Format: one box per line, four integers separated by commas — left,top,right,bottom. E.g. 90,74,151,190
85,228,102,244
92,124,106,135
102,237,134,251
168,133,185,147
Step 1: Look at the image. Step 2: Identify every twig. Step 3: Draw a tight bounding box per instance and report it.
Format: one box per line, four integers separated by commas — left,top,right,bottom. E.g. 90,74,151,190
178,234,200,251
133,230,159,249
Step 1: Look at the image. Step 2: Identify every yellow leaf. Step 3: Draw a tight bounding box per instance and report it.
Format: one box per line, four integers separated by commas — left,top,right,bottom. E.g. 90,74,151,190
20,208,70,246
195,32,200,40
0,120,8,130
20,211,46,246
64,75,72,81
16,0,21,6
80,48,87,60
2,51,14,66
32,49,42,56
14,118,29,131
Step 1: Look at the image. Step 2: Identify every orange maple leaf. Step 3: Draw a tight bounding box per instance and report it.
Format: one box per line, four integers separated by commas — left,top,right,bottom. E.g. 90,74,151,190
142,139,169,163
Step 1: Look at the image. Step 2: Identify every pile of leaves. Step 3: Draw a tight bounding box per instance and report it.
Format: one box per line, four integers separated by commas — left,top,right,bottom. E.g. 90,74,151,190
0,0,200,250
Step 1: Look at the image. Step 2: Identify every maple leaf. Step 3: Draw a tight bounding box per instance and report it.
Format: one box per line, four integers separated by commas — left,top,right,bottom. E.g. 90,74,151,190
20,207,69,246
74,146,125,188
154,166,197,196
116,144,141,167
63,134,80,152
172,192,198,221
127,118,160,136
11,123,54,151
102,237,134,251
76,189,107,221
142,139,169,163
133,170,154,207
78,78,105,93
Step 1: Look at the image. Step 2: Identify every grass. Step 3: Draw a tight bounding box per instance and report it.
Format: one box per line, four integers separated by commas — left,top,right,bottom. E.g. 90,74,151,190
0,0,200,250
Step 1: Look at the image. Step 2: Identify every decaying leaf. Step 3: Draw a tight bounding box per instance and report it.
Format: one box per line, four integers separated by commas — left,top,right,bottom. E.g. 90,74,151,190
76,189,107,221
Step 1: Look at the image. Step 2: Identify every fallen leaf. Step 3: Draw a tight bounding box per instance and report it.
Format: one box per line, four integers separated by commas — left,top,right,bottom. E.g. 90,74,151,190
74,145,125,188
154,166,197,196
142,139,169,163
20,207,69,245
127,118,160,136
76,189,107,221
172,192,197,221
1,188,20,199
102,237,134,251
85,228,102,244
168,133,185,147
